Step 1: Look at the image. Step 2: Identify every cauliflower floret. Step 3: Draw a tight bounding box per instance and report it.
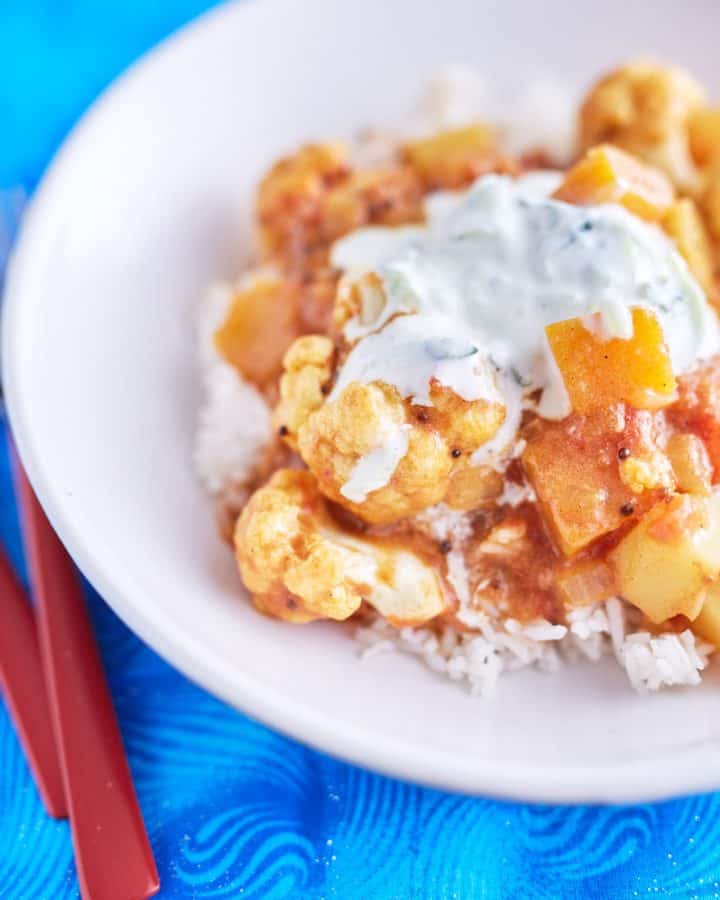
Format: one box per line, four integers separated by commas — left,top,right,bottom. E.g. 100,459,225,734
258,143,350,257
235,469,448,624
321,167,424,237
431,383,505,453
258,143,423,267
296,379,504,524
579,60,705,190
274,335,335,448
298,382,450,522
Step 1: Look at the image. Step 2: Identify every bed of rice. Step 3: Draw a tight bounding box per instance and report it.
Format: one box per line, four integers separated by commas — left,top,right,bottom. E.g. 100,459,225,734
355,601,713,698
194,69,715,696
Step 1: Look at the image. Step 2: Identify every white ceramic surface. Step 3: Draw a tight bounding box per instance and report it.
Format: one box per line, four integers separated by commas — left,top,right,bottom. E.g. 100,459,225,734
5,0,720,804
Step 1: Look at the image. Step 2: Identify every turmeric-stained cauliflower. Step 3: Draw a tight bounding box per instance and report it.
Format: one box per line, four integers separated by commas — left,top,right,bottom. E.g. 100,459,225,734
255,144,425,334
298,381,453,523
293,375,505,524
274,335,335,448
579,60,705,189
274,286,508,522
235,468,448,624
322,167,425,236
258,142,423,265
257,143,350,258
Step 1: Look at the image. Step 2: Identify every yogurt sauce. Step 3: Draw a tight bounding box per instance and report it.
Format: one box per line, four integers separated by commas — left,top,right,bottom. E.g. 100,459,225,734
340,420,410,503
330,313,502,407
329,172,720,492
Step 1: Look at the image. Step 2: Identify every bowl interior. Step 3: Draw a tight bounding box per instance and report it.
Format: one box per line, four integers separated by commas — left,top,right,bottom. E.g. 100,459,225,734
5,0,720,803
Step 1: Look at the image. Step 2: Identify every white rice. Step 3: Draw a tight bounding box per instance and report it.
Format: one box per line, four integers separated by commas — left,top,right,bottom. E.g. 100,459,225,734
197,69,714,696
395,504,713,695
356,602,714,698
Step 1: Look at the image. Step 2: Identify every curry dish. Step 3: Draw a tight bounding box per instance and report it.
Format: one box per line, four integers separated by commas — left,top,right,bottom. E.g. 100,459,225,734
197,60,720,693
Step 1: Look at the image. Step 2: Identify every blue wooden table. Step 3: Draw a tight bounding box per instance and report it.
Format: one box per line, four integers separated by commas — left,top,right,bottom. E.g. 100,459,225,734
2,4,720,897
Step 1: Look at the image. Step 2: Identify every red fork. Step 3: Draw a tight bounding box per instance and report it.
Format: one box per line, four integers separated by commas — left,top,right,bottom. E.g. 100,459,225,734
14,462,159,900
0,546,67,818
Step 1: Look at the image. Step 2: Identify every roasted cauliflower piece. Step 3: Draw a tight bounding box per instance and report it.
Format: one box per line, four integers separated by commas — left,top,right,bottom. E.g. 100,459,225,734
321,168,424,237
579,60,705,190
295,379,504,524
298,382,451,522
258,143,423,267
258,142,350,257
429,383,506,454
235,469,448,624
274,335,335,448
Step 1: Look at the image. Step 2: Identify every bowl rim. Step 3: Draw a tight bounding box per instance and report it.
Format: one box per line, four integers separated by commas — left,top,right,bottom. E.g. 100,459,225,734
5,0,720,806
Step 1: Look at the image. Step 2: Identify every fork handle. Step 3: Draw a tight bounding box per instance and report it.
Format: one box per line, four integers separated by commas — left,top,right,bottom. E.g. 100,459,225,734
0,546,67,817
14,462,159,900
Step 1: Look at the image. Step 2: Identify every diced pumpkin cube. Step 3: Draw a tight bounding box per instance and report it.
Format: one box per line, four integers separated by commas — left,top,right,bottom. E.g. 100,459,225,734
609,492,720,624
214,275,300,389
545,308,677,414
662,198,715,297
401,124,502,189
691,581,720,648
689,108,720,168
523,406,665,556
552,144,675,222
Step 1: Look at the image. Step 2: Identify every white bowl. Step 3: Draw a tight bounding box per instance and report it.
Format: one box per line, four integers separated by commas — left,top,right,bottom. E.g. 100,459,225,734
5,0,720,804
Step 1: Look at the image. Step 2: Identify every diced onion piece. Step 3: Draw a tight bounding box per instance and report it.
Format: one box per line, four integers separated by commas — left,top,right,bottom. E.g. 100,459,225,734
555,559,617,609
